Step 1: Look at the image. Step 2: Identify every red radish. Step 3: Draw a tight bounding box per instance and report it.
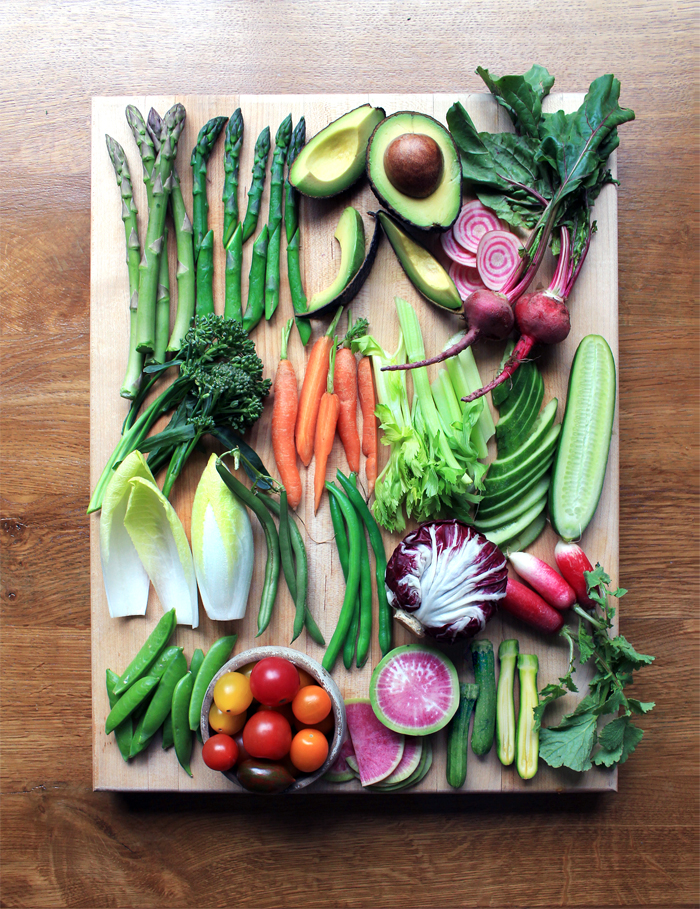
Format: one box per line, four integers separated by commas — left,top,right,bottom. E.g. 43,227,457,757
554,540,599,610
453,199,504,253
508,551,576,611
441,228,477,267
500,577,566,635
449,262,485,298
476,230,523,291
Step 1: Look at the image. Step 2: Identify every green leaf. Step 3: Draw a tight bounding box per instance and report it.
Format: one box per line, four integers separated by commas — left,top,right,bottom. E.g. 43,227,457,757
610,635,655,669
476,65,555,139
447,102,510,189
627,698,655,715
578,621,596,664
593,716,645,767
539,713,597,772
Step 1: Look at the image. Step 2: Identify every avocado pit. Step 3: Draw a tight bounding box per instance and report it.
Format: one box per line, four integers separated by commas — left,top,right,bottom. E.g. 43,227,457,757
383,133,444,199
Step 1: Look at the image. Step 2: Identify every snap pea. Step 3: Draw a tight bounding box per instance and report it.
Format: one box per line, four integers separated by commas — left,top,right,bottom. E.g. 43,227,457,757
136,650,188,746
190,648,205,680
105,675,159,734
161,712,174,750
188,634,238,732
215,461,280,637
129,713,156,758
336,470,392,656
172,671,195,777
113,609,177,696
322,483,362,673
105,669,132,762
150,645,184,681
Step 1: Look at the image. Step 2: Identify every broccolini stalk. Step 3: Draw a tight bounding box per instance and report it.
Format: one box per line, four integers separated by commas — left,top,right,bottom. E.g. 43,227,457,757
150,225,171,365
284,117,311,345
222,109,244,247
134,103,187,355
224,222,243,321
190,115,228,260
196,229,215,316
264,114,292,320
105,134,144,399
241,126,271,243
125,105,157,210
242,225,269,334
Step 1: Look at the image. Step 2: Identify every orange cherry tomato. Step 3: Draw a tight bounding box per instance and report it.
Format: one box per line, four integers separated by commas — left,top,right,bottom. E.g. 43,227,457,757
289,728,329,773
307,712,334,735
297,667,315,689
209,703,247,736
292,685,332,725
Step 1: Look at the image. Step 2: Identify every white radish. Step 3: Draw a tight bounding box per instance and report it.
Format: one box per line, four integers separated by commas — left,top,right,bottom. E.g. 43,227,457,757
508,551,576,611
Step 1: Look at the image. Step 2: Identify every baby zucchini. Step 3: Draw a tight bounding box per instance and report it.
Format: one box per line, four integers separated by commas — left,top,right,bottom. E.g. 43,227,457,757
470,639,496,756
549,335,616,542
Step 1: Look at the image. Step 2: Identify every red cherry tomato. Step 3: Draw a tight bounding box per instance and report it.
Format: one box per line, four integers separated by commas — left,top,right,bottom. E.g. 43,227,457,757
256,702,297,728
249,657,300,706
243,709,293,761
292,685,332,725
202,733,238,771
289,728,329,773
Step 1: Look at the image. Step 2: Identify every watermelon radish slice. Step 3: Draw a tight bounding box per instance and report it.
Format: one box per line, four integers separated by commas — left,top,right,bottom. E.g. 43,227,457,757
345,755,360,777
323,736,357,783
370,645,460,735
372,738,434,792
369,737,423,789
345,698,404,786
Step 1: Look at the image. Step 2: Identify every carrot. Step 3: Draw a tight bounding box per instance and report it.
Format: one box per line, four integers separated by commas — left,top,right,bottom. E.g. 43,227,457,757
313,342,340,513
271,319,303,509
358,354,378,495
295,306,343,467
335,344,361,473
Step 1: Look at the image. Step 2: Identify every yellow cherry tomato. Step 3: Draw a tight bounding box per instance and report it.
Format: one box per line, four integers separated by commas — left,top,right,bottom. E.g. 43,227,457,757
213,671,253,715
209,703,247,736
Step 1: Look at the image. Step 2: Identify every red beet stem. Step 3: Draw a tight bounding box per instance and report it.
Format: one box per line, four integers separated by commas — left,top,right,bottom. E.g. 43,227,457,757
382,326,480,371
462,335,534,402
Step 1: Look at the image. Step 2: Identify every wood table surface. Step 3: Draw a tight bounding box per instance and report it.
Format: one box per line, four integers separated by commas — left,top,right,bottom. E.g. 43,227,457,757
1,1,697,907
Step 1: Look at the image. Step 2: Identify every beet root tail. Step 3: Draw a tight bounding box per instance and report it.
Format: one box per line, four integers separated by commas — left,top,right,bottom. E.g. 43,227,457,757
382,327,480,372
462,336,535,402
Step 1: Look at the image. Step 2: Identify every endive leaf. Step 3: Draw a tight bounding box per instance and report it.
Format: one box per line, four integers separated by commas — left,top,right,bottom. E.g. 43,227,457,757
99,451,152,618
191,454,254,621
123,477,199,627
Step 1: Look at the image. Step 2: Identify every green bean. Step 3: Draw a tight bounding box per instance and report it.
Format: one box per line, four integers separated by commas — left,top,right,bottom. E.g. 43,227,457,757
215,460,280,637
161,712,174,750
105,676,159,734
190,648,205,680
241,224,269,334
195,229,215,317
336,470,392,656
172,671,195,777
277,489,297,601
188,634,238,732
328,489,349,580
355,518,373,668
342,598,359,670
322,483,362,673
113,609,177,696
136,650,188,745
105,669,133,762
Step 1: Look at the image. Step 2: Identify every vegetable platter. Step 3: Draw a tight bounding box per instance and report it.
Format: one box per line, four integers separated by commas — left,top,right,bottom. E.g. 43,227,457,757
90,91,619,793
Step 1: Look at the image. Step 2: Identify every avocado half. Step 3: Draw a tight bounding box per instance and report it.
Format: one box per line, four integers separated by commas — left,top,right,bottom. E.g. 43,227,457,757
367,111,462,231
289,104,386,198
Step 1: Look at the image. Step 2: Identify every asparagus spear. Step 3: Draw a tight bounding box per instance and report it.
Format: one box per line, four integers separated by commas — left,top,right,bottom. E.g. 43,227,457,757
284,117,311,346
196,229,215,316
264,114,293,321
242,225,269,334
224,222,244,322
106,134,144,399
125,105,157,209
241,126,271,243
222,109,244,247
151,225,171,365
134,103,186,355
191,115,228,260
146,108,196,354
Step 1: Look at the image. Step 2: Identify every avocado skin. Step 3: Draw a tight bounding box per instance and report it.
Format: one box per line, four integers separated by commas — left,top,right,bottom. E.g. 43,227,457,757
367,111,462,231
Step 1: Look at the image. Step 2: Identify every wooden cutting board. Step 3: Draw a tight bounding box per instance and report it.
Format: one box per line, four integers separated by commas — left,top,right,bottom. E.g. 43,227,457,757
90,93,619,793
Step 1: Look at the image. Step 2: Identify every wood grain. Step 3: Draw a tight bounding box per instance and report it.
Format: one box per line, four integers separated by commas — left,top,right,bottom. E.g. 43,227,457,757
2,0,698,905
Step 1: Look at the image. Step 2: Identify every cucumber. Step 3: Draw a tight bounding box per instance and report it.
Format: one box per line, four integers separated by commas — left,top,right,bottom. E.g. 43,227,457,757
484,495,547,547
500,509,548,555
549,334,616,542
470,640,496,756
473,476,550,530
486,398,558,479
496,368,544,455
483,423,560,495
446,683,479,788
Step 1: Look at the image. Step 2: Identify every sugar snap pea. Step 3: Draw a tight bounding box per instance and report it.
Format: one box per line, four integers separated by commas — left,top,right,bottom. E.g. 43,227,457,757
161,712,174,750
172,671,195,776
129,713,156,758
105,669,132,762
150,645,183,681
136,649,188,746
322,483,362,673
113,609,177,696
188,634,238,732
105,675,159,734
190,648,204,680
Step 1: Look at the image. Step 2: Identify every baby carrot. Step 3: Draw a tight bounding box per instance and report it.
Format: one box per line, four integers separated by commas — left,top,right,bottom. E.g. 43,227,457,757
313,342,340,513
295,306,343,467
272,319,303,510
358,355,378,495
334,344,361,473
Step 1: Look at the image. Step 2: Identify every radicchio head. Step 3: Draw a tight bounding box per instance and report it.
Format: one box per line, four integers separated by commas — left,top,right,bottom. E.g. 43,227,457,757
385,520,508,643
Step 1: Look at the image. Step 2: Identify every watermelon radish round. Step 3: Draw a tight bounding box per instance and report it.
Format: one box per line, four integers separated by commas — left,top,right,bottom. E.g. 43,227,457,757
370,645,459,735
345,698,404,786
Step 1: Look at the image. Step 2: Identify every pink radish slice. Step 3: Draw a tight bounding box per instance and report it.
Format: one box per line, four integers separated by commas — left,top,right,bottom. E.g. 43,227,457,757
345,698,404,786
508,551,576,611
476,230,522,291
453,199,504,253
441,228,477,267
370,737,423,787
323,736,357,783
449,262,485,300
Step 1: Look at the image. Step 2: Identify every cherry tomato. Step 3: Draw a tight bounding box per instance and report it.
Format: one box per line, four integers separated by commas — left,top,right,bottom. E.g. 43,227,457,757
243,710,292,760
238,662,256,679
289,728,329,773
292,685,332,725
236,759,295,793
249,657,300,707
233,730,251,766
307,712,334,735
202,733,238,771
213,672,253,715
209,702,247,736
256,702,297,728
297,667,315,689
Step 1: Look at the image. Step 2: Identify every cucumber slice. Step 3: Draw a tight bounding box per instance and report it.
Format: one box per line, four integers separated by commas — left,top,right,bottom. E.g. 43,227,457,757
473,476,550,530
491,341,516,408
486,398,558,479
496,368,544,456
549,335,616,542
501,509,548,555
494,361,537,429
483,424,561,495
484,495,548,547
479,451,557,512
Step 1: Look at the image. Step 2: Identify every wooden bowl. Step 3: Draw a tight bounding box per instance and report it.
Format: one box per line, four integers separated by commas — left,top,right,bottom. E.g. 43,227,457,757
200,646,346,792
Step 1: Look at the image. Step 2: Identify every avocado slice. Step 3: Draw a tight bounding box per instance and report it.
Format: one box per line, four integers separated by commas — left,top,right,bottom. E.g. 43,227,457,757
367,111,462,230
376,211,462,312
289,104,386,198
306,207,366,313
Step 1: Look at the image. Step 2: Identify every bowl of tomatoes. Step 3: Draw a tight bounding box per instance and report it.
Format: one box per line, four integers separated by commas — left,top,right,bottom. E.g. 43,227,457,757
200,646,346,793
